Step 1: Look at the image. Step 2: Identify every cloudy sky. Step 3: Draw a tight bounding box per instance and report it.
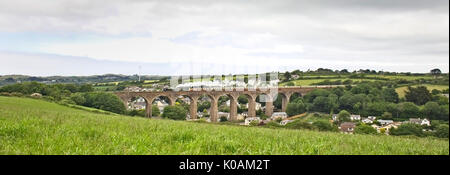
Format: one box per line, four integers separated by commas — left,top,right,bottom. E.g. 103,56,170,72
0,0,448,76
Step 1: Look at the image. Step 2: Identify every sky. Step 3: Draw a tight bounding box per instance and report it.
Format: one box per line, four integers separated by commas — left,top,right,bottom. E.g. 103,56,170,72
0,0,448,76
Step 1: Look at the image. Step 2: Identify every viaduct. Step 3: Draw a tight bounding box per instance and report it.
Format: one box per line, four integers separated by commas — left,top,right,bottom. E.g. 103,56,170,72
114,86,333,122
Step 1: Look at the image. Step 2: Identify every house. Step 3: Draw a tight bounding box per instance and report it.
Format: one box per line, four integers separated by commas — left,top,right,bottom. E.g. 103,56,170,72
379,124,399,134
350,115,361,121
280,120,294,125
291,75,300,80
361,118,373,124
154,100,169,112
246,102,262,110
378,120,394,126
340,122,356,133
218,112,230,120
367,116,376,121
408,118,431,126
332,114,338,121
124,86,142,92
245,117,261,125
271,112,288,120
236,114,245,121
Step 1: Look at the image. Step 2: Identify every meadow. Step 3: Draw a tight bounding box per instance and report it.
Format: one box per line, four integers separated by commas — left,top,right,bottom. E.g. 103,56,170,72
395,84,449,98
0,96,448,155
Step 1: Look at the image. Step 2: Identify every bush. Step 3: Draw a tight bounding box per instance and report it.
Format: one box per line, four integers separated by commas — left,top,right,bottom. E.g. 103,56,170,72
264,121,282,128
70,93,86,105
337,110,351,122
434,124,449,138
355,124,377,135
312,120,338,132
249,120,260,126
390,123,424,137
162,105,187,120
219,116,228,122
152,105,160,117
284,120,315,130
82,92,126,114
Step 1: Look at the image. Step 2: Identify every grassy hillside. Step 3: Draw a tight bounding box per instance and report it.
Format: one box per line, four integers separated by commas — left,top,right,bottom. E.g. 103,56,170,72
396,84,449,98
0,96,448,155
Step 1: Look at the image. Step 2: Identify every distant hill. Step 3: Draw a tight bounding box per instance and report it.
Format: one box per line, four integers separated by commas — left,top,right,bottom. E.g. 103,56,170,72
0,74,169,86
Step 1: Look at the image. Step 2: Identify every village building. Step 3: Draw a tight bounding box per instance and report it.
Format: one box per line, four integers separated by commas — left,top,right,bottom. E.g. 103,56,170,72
350,115,361,121
332,114,338,121
378,119,394,126
218,112,230,120
245,117,261,125
407,118,431,126
340,122,355,133
271,112,288,120
361,118,373,124
124,86,142,92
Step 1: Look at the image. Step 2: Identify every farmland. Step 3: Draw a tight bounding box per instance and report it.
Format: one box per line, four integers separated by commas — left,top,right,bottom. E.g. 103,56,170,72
0,96,448,155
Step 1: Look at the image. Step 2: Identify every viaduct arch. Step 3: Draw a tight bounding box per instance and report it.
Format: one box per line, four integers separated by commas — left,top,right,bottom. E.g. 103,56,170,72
114,87,332,122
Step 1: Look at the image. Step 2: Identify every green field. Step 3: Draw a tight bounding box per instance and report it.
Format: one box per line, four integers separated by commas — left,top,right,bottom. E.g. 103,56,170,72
280,78,377,86
396,85,449,98
0,96,448,155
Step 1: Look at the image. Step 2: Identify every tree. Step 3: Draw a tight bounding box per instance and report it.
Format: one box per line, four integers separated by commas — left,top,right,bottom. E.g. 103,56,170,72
286,102,306,116
390,123,424,137
398,102,420,118
421,102,441,120
355,124,377,134
238,95,249,104
381,88,399,103
381,112,393,120
313,120,338,132
70,93,86,105
430,68,442,78
337,110,351,122
84,92,126,114
162,105,187,120
434,124,449,138
284,71,291,81
404,86,432,105
152,105,160,117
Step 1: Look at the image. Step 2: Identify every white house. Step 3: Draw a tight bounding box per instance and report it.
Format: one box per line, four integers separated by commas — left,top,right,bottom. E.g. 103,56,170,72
350,115,361,121
378,120,394,126
332,114,338,121
245,117,261,125
218,112,230,120
408,118,431,126
361,118,373,124
271,112,288,120
368,116,376,121
246,102,262,110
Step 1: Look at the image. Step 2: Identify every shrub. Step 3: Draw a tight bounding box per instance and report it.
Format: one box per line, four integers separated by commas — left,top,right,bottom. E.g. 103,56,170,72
434,124,449,138
355,124,377,135
249,120,260,126
390,123,424,137
162,105,187,120
313,120,338,132
337,110,351,122
219,116,228,122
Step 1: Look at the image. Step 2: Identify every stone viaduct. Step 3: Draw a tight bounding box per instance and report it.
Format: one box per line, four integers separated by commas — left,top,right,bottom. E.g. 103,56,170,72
114,86,333,122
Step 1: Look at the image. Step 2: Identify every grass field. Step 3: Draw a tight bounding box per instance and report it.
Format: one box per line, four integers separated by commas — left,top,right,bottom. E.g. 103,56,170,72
0,96,448,155
396,84,449,98
280,78,378,86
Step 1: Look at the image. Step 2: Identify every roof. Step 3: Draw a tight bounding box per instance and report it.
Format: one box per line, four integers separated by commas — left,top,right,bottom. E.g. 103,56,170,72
340,122,355,127
378,120,393,123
